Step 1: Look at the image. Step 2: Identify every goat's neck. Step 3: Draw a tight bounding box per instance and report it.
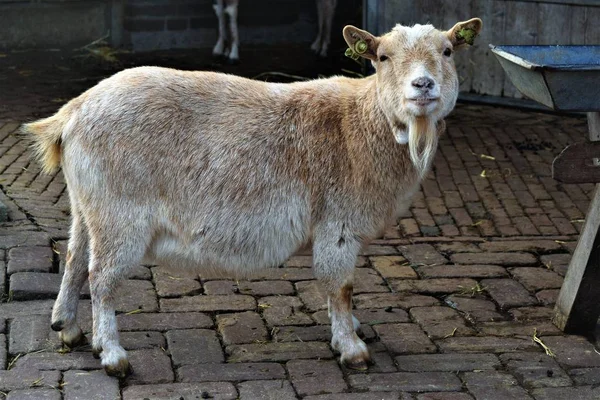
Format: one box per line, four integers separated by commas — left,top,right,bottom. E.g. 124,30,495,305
346,77,437,185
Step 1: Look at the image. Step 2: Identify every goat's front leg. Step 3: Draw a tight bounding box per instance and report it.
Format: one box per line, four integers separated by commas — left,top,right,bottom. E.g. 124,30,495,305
319,0,337,57
314,227,371,370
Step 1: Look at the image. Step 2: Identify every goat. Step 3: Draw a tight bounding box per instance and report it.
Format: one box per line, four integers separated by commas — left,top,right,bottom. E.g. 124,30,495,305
23,18,482,378
311,0,337,57
212,0,240,63
213,0,338,63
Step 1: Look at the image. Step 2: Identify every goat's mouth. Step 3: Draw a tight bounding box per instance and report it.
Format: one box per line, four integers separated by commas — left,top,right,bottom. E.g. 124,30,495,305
407,97,439,107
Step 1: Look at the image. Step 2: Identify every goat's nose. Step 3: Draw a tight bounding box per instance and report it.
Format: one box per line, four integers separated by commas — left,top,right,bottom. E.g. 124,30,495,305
411,77,435,90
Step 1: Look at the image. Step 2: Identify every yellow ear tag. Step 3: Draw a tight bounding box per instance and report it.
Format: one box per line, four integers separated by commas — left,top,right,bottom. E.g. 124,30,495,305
354,40,368,54
345,47,360,60
456,28,476,45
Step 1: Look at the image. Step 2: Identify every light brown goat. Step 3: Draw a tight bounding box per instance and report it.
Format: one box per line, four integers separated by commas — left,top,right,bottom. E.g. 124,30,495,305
24,18,482,378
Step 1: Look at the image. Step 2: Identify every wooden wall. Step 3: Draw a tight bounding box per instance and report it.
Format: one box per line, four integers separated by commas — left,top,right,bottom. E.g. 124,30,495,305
364,0,600,98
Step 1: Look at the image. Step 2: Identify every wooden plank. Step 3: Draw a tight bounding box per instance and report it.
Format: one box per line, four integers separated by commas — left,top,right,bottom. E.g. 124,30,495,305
505,0,600,6
554,183,600,333
585,6,600,45
570,5,587,44
109,0,125,48
443,0,473,92
417,0,445,27
503,1,538,98
383,0,417,31
538,3,572,45
589,112,600,141
472,0,506,96
552,141,600,183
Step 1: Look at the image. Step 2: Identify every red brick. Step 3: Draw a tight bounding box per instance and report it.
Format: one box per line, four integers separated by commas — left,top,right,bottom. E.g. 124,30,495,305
409,306,475,339
217,311,268,345
288,360,347,396
396,353,500,372
373,323,436,354
436,336,538,353
123,383,237,400
354,293,439,309
482,278,537,309
536,289,560,305
463,371,531,399
417,264,507,279
399,218,420,236
177,363,285,382
451,252,536,266
226,342,332,362
444,191,464,208
399,244,448,266
237,380,297,400
160,294,256,312
449,208,473,227
371,256,417,279
509,267,563,291
348,371,462,392
390,278,478,294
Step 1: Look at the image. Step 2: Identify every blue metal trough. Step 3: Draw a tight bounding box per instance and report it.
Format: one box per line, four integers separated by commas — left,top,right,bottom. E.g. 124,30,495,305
490,45,600,111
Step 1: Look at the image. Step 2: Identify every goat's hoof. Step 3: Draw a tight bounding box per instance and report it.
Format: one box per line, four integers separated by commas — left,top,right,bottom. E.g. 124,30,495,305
51,320,64,331
227,57,240,65
342,353,371,371
104,358,133,379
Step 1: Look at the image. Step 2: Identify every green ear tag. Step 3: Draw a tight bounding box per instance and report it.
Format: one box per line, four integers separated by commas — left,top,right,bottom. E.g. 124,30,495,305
345,47,355,58
354,40,368,54
456,28,476,45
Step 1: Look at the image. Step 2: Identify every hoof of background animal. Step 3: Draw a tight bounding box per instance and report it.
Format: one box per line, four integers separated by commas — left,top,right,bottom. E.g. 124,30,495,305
104,358,133,379
227,57,240,65
310,40,320,53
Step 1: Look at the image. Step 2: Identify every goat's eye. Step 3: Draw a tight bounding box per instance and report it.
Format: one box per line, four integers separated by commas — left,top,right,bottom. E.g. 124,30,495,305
379,55,389,62
443,48,452,57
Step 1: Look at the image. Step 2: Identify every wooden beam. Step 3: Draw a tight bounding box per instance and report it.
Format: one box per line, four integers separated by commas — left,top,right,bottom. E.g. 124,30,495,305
109,0,125,48
553,112,600,333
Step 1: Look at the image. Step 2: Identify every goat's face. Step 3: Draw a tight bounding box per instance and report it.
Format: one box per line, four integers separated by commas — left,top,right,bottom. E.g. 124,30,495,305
344,18,482,124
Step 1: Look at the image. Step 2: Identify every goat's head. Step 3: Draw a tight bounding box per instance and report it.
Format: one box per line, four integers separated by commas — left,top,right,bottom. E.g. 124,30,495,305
343,18,482,175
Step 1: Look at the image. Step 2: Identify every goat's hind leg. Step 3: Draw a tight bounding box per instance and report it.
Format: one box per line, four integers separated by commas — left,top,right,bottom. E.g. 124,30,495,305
51,207,89,349
88,228,146,378
224,1,239,63
212,0,227,58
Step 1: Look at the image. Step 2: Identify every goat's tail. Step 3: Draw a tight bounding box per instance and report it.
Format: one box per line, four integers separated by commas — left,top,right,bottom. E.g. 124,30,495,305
21,109,70,174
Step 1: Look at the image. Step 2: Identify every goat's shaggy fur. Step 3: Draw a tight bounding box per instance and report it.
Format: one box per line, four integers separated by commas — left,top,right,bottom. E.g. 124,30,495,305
23,18,482,378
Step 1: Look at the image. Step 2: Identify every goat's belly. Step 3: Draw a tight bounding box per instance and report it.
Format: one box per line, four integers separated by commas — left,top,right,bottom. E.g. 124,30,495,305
147,200,311,274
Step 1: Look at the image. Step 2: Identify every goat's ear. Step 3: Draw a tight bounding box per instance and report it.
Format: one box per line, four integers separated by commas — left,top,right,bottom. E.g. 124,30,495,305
446,18,483,48
343,25,379,61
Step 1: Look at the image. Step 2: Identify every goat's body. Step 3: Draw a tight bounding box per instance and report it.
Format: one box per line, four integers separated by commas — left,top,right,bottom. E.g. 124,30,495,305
53,67,417,276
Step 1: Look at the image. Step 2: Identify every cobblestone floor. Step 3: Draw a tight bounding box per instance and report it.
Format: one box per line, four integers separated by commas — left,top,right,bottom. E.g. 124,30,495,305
1,48,600,399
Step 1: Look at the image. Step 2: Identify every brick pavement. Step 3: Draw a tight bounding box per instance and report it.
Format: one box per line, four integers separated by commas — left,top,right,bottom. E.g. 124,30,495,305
1,50,600,399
